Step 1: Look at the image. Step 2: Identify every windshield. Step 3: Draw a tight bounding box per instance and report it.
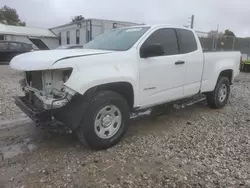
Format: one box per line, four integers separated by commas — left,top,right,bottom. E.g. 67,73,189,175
84,27,150,51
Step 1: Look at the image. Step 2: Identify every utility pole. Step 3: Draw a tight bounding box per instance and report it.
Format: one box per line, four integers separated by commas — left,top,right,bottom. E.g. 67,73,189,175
190,15,194,29
215,24,219,51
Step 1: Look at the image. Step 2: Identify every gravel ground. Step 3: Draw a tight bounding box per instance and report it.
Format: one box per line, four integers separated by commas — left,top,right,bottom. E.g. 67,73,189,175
0,67,250,188
0,65,24,121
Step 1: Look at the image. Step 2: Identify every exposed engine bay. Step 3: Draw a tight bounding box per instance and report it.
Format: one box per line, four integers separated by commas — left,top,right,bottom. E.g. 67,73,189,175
21,68,75,109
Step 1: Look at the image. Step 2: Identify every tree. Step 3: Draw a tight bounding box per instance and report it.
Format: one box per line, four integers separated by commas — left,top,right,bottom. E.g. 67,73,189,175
0,6,26,26
71,15,84,23
208,30,223,38
224,29,235,37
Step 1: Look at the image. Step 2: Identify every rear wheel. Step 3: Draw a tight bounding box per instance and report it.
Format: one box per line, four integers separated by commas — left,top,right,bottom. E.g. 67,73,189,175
76,91,130,150
206,77,230,109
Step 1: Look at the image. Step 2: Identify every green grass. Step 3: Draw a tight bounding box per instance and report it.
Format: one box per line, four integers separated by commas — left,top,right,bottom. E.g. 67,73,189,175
243,60,250,64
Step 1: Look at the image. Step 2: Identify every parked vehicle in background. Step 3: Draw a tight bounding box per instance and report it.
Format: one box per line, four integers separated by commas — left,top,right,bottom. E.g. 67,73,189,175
0,41,33,62
10,25,241,150
55,44,83,50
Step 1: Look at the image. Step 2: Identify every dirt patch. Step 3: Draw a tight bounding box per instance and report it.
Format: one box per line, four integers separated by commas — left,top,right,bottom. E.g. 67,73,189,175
0,65,25,121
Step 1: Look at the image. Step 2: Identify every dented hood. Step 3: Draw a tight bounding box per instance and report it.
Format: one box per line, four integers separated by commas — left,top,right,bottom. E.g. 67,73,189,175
10,49,112,71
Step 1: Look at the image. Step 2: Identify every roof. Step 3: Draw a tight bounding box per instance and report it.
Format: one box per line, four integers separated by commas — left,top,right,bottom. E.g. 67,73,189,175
114,24,191,30
0,40,30,44
0,23,57,38
50,18,141,29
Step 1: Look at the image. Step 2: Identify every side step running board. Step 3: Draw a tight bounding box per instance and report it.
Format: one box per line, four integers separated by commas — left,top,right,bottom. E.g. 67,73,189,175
131,94,206,119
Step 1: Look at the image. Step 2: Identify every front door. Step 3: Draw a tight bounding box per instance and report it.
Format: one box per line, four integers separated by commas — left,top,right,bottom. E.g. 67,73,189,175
138,28,185,108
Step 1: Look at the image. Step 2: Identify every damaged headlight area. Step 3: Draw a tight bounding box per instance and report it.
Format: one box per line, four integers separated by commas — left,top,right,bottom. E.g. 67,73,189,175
20,68,76,110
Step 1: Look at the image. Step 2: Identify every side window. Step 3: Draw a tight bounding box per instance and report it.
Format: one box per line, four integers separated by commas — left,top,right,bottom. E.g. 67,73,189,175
176,29,197,53
66,31,70,44
76,30,80,44
0,42,7,49
8,42,21,50
59,32,62,45
21,43,32,49
142,28,179,56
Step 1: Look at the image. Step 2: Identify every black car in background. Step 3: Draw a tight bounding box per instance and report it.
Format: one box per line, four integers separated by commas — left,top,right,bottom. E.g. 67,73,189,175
0,41,33,62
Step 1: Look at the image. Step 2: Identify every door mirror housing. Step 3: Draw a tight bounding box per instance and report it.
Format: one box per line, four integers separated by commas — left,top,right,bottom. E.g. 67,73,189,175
140,44,164,58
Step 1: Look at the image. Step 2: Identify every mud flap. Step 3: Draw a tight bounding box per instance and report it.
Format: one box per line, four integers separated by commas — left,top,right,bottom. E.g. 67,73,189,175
53,94,89,130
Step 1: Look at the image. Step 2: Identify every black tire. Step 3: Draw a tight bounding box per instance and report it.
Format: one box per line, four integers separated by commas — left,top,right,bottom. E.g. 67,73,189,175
76,91,130,150
206,77,230,109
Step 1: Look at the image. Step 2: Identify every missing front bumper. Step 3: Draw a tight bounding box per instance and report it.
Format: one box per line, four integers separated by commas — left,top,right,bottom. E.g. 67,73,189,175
14,96,52,125
14,94,88,130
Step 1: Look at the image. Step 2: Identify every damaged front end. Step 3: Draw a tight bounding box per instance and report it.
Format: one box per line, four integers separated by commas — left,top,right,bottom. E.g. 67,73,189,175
15,68,76,126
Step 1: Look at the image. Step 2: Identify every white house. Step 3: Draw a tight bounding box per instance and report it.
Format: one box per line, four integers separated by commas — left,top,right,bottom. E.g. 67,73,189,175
0,23,58,49
0,18,139,50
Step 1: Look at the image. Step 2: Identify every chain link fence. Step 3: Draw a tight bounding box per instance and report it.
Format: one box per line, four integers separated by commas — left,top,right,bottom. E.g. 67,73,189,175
196,30,250,55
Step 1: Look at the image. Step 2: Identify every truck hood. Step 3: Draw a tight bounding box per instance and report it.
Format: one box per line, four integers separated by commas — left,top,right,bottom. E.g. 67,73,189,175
10,49,113,71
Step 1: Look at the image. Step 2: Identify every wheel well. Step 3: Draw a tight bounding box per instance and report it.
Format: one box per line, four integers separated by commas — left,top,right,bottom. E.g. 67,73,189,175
219,70,233,84
87,82,134,110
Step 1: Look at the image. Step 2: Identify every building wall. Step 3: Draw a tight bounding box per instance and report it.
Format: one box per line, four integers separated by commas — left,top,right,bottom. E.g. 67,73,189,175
52,23,87,46
51,19,139,46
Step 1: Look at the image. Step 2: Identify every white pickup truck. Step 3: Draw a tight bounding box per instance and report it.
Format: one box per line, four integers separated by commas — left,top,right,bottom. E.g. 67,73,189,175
10,25,241,150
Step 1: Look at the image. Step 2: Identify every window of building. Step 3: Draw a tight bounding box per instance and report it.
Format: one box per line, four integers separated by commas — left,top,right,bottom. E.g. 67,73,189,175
76,30,80,44
0,35,5,41
142,28,179,56
113,23,117,29
87,30,90,43
59,32,61,45
66,31,70,44
176,29,197,53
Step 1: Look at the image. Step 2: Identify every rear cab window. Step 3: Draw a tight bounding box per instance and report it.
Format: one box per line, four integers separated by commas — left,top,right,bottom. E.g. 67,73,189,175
176,29,198,53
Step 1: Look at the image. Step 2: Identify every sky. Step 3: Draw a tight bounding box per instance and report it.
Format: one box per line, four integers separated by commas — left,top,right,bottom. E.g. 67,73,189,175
1,0,250,37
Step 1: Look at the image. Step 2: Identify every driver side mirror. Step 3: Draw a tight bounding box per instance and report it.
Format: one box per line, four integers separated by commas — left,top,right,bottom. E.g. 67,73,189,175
140,44,164,58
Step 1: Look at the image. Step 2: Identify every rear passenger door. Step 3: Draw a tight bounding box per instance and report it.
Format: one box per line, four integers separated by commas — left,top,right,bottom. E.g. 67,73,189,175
139,28,185,107
176,29,204,96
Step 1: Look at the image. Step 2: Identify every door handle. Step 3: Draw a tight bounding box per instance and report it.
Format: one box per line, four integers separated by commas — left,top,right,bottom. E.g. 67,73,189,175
175,61,185,65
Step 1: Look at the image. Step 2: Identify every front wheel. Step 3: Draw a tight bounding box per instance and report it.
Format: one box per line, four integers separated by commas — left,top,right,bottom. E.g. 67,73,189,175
206,77,230,109
76,91,130,150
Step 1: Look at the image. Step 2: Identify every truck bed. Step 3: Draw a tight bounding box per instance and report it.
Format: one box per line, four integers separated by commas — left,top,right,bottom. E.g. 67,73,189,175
201,51,241,92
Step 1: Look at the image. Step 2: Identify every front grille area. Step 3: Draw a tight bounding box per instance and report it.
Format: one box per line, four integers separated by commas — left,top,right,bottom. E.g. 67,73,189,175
26,71,43,90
